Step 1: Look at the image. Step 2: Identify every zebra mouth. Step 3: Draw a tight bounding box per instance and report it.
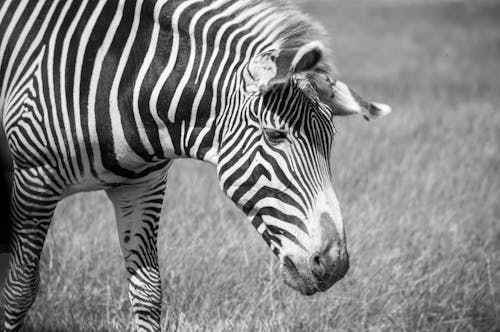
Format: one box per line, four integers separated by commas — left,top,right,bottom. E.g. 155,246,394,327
281,256,319,296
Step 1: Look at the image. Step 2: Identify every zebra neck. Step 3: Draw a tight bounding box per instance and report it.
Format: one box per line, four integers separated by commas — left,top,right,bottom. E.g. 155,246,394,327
150,0,292,163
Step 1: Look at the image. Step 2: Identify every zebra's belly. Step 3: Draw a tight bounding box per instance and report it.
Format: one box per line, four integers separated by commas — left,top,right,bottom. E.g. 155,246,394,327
61,160,172,198
62,178,119,196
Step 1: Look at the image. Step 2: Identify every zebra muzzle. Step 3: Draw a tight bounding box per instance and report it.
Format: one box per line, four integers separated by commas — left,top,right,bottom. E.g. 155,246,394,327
280,212,349,295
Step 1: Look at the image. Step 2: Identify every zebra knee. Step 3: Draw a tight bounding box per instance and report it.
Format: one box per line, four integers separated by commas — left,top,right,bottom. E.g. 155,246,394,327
2,252,41,308
2,281,39,332
0,244,42,331
3,258,41,301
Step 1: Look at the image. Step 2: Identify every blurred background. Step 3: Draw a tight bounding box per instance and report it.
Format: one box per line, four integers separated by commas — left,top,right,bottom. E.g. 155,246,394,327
15,0,500,331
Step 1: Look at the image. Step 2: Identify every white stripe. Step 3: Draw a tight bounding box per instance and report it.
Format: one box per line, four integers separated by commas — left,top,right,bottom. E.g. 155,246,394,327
256,222,266,234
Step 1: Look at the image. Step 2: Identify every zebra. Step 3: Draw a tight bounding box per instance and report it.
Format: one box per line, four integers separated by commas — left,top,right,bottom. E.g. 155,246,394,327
0,0,391,330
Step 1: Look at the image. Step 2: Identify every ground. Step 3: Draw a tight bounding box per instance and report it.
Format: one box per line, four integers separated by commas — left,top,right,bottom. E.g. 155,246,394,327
4,0,500,331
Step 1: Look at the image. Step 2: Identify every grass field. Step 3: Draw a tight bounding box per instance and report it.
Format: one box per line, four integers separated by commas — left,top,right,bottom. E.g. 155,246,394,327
6,0,500,331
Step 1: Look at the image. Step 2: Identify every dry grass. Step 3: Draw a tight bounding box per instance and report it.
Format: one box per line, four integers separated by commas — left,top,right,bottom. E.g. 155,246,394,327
4,0,500,331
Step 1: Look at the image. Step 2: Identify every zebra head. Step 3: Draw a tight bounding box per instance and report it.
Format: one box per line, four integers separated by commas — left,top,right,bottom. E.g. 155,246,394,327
216,41,391,295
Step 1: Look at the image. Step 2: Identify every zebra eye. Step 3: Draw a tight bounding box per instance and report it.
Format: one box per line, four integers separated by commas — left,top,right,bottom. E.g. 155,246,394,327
264,128,288,145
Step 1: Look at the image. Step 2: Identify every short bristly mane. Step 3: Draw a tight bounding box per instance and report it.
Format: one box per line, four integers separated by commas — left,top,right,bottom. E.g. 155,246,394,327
231,0,336,96
228,0,332,58
250,0,327,46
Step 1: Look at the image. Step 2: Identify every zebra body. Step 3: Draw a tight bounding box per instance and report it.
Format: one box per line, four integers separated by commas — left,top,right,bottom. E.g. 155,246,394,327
0,0,391,330
1,0,233,190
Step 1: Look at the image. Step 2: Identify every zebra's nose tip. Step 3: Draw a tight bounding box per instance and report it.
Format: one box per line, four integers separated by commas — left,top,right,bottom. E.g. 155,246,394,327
309,212,349,290
309,247,349,290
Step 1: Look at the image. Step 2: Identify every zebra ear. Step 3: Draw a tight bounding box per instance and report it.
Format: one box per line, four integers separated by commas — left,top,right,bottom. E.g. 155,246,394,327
245,41,324,93
315,74,392,120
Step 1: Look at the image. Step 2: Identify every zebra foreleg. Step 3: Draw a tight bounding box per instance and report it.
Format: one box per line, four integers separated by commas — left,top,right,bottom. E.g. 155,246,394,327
106,171,168,332
1,168,61,331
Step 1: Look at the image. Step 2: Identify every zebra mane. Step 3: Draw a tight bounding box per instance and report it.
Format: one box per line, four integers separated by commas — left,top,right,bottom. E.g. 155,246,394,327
218,0,332,59
234,0,336,96
249,0,327,47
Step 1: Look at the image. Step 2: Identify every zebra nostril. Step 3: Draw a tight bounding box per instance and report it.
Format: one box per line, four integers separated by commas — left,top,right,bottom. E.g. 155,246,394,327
310,252,327,277
312,254,321,267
